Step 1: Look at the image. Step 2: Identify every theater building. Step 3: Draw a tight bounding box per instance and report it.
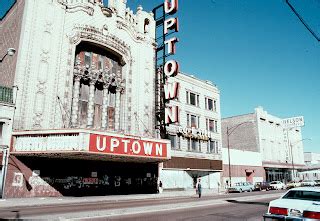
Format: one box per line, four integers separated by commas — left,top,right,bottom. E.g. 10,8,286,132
160,73,223,191
1,0,171,198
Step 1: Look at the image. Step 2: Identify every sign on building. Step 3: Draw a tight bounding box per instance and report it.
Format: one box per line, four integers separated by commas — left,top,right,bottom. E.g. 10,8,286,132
282,116,304,129
154,0,180,138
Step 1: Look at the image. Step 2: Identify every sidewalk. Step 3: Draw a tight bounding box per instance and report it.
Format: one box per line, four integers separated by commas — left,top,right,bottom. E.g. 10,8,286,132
0,188,225,209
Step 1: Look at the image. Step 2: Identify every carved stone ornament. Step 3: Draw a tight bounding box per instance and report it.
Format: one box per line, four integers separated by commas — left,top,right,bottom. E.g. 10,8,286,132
73,58,125,94
70,24,131,64
57,0,95,15
101,7,113,17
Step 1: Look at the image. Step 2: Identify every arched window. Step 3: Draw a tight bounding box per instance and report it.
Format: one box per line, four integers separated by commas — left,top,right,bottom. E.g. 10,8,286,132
72,42,123,130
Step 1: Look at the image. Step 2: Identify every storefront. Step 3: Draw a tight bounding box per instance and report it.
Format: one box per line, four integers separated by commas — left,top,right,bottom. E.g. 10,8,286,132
4,130,170,198
158,73,223,191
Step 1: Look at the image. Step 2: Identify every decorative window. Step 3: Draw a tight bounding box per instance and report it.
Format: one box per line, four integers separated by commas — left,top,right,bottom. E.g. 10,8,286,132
186,91,199,107
93,89,103,128
79,84,89,127
205,97,217,111
206,118,218,133
84,52,91,67
73,44,122,130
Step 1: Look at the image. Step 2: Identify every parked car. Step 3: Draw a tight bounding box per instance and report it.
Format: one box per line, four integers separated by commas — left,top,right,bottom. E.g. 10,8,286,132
227,182,254,193
254,182,271,191
269,181,286,190
263,187,320,220
286,181,301,189
301,180,317,187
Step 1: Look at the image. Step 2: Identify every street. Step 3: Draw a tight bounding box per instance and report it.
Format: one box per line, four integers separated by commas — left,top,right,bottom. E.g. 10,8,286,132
0,190,285,220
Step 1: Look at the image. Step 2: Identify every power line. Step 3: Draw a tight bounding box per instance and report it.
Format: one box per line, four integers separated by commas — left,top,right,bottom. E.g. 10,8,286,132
286,0,320,42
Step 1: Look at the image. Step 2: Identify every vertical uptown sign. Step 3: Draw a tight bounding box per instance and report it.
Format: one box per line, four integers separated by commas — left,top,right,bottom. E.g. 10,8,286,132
154,0,180,138
163,0,179,124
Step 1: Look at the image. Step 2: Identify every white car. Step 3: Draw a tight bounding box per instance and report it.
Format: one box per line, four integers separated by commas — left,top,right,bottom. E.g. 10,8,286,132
301,180,317,187
264,187,320,220
286,181,302,189
269,181,286,190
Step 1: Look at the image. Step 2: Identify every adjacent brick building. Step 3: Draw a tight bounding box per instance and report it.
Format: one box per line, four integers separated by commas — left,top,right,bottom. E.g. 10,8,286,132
222,107,305,186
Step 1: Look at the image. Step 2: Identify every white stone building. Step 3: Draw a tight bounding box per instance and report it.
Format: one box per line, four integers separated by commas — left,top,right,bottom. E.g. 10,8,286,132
1,0,173,198
298,170,320,181
304,152,320,166
14,0,156,135
222,107,305,185
160,73,223,191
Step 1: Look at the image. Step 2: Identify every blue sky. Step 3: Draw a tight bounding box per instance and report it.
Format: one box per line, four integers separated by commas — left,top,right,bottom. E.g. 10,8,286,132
126,0,320,152
1,0,319,152
0,0,15,19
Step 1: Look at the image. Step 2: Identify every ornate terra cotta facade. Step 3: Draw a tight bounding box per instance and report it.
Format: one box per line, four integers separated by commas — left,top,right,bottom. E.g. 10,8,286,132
1,0,171,198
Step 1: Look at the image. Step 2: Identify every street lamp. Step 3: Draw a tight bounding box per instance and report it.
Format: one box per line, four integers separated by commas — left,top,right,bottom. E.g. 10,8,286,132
227,120,254,187
0,48,16,62
0,145,9,198
290,138,311,181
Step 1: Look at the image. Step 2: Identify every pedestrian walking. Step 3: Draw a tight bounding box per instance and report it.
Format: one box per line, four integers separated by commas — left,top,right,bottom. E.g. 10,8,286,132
196,178,202,198
159,180,163,193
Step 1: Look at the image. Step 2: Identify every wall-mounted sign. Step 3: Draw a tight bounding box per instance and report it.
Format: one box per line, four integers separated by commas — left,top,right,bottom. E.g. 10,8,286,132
163,0,180,125
89,134,169,158
177,127,213,141
282,116,304,129
154,0,180,138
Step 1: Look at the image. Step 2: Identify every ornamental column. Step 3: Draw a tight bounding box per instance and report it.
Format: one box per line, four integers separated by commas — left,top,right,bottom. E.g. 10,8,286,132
87,80,96,128
115,88,121,131
71,75,81,127
101,85,109,129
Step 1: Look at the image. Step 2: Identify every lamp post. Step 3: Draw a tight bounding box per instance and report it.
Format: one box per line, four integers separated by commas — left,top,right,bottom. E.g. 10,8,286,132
0,48,16,62
290,138,311,181
226,120,254,187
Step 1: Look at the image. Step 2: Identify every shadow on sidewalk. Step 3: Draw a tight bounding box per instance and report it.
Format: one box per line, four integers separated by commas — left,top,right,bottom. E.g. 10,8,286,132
226,199,269,206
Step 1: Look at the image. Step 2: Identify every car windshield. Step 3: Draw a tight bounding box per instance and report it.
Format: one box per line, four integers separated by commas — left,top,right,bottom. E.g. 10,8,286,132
283,190,320,202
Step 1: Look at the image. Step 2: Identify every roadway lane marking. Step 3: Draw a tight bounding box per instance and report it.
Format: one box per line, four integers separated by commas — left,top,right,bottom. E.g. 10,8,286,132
67,193,283,220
